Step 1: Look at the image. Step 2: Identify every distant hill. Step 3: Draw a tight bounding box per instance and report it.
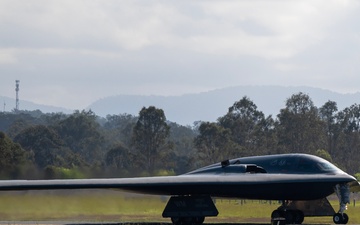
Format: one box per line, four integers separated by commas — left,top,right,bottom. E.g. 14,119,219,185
87,86,360,125
3,86,360,125
0,96,73,114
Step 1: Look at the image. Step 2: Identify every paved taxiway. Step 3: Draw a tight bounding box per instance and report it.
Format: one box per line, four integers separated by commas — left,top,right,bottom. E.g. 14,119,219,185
0,223,334,225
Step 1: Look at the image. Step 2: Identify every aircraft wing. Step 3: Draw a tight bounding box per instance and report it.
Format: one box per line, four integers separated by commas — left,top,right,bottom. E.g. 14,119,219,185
0,154,358,225
0,173,355,201
0,153,357,201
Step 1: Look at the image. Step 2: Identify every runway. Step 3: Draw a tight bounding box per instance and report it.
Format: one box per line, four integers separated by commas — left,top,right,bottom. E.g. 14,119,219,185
0,222,332,225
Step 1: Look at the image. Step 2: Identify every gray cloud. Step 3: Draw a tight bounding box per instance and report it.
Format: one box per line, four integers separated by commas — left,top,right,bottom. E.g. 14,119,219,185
0,0,360,109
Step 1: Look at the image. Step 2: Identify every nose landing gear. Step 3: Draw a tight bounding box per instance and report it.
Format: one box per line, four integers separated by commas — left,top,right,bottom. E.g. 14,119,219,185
333,213,349,224
333,183,350,224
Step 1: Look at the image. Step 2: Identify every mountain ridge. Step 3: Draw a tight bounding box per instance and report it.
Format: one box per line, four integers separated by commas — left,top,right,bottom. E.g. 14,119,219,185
87,85,360,125
2,86,360,126
0,96,73,114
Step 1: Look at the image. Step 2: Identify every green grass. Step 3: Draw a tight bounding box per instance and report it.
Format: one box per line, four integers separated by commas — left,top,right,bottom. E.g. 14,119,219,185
0,190,167,222
0,190,359,224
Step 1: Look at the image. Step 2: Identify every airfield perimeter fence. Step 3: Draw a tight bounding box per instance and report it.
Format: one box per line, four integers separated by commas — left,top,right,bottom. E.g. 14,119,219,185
216,193,360,207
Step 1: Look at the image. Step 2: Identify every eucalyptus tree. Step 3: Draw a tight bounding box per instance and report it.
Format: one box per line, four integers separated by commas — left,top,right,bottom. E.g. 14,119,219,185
55,110,104,165
0,132,27,178
218,96,275,155
276,92,326,154
105,144,134,176
334,104,360,174
14,125,85,169
103,113,137,147
168,122,197,173
131,106,172,172
319,101,339,156
194,122,237,166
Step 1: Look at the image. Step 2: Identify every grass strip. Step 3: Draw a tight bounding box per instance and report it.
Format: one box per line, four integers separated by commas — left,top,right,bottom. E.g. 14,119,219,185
0,190,359,224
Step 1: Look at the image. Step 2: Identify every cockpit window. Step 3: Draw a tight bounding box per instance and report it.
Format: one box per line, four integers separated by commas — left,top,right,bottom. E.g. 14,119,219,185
228,154,342,174
268,155,340,174
297,156,340,173
317,162,338,172
298,158,320,172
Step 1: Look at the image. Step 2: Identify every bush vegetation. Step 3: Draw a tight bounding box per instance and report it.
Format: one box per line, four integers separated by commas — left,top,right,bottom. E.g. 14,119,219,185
1,92,360,179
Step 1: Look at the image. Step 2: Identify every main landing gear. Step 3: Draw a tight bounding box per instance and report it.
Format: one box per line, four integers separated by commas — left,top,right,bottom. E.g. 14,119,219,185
163,196,218,225
271,201,305,224
271,209,304,224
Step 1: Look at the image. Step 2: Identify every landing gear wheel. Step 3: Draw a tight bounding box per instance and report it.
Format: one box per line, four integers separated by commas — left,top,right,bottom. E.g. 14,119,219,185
271,209,284,218
333,213,349,224
171,217,205,225
193,216,205,225
171,217,182,225
284,211,294,224
293,210,304,224
271,209,304,224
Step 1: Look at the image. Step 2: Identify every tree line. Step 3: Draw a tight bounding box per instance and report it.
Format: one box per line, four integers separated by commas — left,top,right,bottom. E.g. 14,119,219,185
0,92,360,179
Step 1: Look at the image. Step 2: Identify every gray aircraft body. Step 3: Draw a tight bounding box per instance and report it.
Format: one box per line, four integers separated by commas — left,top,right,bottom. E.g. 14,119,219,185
0,153,359,224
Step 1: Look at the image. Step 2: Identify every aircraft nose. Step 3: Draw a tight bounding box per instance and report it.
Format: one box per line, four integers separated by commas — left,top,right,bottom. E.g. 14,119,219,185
345,173,357,182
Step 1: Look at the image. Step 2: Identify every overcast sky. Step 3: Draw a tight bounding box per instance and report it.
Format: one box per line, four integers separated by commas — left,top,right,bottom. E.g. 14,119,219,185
1,0,360,109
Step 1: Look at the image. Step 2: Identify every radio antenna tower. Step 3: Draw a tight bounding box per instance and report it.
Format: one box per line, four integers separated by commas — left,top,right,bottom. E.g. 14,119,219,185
15,80,20,111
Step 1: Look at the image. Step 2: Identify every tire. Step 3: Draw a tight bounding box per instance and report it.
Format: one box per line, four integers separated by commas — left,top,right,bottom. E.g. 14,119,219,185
193,216,205,225
333,213,349,224
171,217,205,225
284,210,295,224
171,217,182,225
293,210,304,224
271,210,284,218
